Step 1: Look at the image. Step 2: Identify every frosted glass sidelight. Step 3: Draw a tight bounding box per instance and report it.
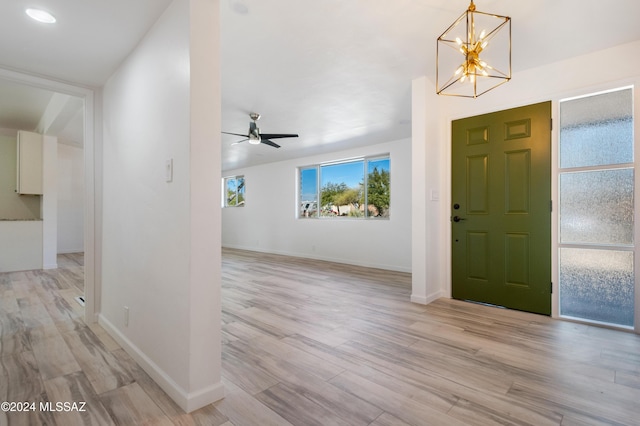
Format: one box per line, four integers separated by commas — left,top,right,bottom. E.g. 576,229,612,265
559,87,635,329
559,248,634,327
560,88,633,169
560,169,634,245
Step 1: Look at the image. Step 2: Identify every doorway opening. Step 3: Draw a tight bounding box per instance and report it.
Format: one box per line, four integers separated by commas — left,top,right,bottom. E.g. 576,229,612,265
0,67,96,322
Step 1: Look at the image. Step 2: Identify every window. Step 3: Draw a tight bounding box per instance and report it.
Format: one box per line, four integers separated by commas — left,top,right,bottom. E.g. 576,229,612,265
558,87,634,328
298,155,390,219
223,175,245,207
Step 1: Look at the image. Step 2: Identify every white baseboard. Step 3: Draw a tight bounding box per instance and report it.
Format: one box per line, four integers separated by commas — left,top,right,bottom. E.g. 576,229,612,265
57,248,84,254
411,290,442,305
222,244,411,273
98,314,225,413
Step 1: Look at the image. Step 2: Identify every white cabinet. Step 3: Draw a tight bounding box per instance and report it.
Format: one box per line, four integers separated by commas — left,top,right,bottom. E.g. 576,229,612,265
16,130,43,195
0,221,43,272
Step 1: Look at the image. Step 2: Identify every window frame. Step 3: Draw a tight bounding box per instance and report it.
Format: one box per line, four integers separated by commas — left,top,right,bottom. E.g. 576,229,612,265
297,154,390,220
223,175,245,208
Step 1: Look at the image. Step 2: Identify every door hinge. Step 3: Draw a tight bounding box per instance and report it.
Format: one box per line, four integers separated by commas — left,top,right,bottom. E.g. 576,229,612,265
550,200,552,212
550,118,553,131
550,282,553,294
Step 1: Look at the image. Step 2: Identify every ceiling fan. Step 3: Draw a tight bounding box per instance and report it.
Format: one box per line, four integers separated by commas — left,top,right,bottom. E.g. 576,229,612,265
223,112,298,148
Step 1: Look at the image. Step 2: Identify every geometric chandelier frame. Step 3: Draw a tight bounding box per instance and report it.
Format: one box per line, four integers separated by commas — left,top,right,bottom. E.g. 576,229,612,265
436,0,511,98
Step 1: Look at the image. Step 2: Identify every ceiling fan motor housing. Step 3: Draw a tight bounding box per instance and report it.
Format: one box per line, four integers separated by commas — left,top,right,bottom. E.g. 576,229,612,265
249,121,261,144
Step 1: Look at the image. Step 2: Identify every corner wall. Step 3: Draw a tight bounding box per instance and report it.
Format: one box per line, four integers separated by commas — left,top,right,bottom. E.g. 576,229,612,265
100,0,222,412
411,77,443,304
222,138,412,272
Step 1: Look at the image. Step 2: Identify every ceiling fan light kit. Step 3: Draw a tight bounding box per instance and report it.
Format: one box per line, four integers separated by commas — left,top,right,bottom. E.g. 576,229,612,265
436,0,511,98
223,112,299,148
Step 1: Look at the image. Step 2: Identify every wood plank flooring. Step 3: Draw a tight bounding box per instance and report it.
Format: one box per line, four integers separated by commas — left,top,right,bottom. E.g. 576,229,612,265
2,248,640,425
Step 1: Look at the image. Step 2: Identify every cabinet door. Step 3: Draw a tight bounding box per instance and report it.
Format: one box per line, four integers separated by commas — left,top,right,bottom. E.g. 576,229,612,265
16,131,43,195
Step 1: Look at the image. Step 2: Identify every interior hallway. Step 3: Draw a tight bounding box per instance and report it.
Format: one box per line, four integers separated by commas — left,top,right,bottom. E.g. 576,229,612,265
1,250,640,425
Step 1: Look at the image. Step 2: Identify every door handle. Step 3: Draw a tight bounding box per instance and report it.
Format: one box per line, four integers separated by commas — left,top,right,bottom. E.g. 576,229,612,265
452,215,466,222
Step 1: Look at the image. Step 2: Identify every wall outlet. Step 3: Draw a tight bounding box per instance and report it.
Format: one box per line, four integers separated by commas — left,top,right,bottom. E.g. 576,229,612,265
124,306,129,327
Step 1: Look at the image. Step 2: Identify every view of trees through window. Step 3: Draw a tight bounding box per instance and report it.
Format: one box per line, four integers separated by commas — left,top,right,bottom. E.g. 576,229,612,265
224,175,245,207
299,156,390,219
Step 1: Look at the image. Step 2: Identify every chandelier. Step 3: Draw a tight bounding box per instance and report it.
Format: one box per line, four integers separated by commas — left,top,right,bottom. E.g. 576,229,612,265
436,0,511,98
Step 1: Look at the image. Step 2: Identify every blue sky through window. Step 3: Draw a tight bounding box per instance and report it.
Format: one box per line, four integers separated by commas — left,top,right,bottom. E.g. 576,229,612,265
300,158,390,203
300,168,317,201
298,156,390,218
321,161,364,189
368,158,390,176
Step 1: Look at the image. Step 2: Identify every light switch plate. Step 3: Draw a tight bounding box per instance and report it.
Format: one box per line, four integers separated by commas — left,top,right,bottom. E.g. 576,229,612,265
165,159,173,182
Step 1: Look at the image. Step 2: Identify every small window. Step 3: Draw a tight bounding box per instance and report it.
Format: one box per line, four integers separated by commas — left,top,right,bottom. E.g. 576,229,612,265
223,175,245,207
298,155,390,219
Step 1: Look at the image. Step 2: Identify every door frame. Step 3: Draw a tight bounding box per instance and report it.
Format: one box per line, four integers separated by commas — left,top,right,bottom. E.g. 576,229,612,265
447,99,557,316
0,67,99,323
442,103,558,314
441,81,640,334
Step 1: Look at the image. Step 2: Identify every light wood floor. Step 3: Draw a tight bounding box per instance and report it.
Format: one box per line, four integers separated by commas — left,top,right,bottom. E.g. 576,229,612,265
2,249,640,425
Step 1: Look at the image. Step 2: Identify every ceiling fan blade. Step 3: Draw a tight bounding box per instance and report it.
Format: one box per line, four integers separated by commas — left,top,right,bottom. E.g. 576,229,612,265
261,139,281,148
259,133,298,140
222,131,248,137
231,139,249,145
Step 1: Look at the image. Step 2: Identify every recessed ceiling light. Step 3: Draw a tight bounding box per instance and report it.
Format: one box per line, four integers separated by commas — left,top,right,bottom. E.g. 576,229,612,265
26,8,57,24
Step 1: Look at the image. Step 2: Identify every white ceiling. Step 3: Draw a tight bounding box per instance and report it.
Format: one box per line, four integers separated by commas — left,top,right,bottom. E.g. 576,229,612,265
0,0,173,146
0,0,639,168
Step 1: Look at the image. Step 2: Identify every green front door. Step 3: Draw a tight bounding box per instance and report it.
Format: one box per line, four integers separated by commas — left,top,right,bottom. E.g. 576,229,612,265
451,102,552,315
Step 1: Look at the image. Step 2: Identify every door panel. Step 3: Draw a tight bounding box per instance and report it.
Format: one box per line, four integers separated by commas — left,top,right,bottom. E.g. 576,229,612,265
467,232,489,280
452,102,551,315
467,155,489,213
505,150,530,214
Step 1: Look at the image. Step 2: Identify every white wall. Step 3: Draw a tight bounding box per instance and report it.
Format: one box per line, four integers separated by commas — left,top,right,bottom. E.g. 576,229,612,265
100,0,222,412
412,39,640,315
57,143,84,254
222,138,412,272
